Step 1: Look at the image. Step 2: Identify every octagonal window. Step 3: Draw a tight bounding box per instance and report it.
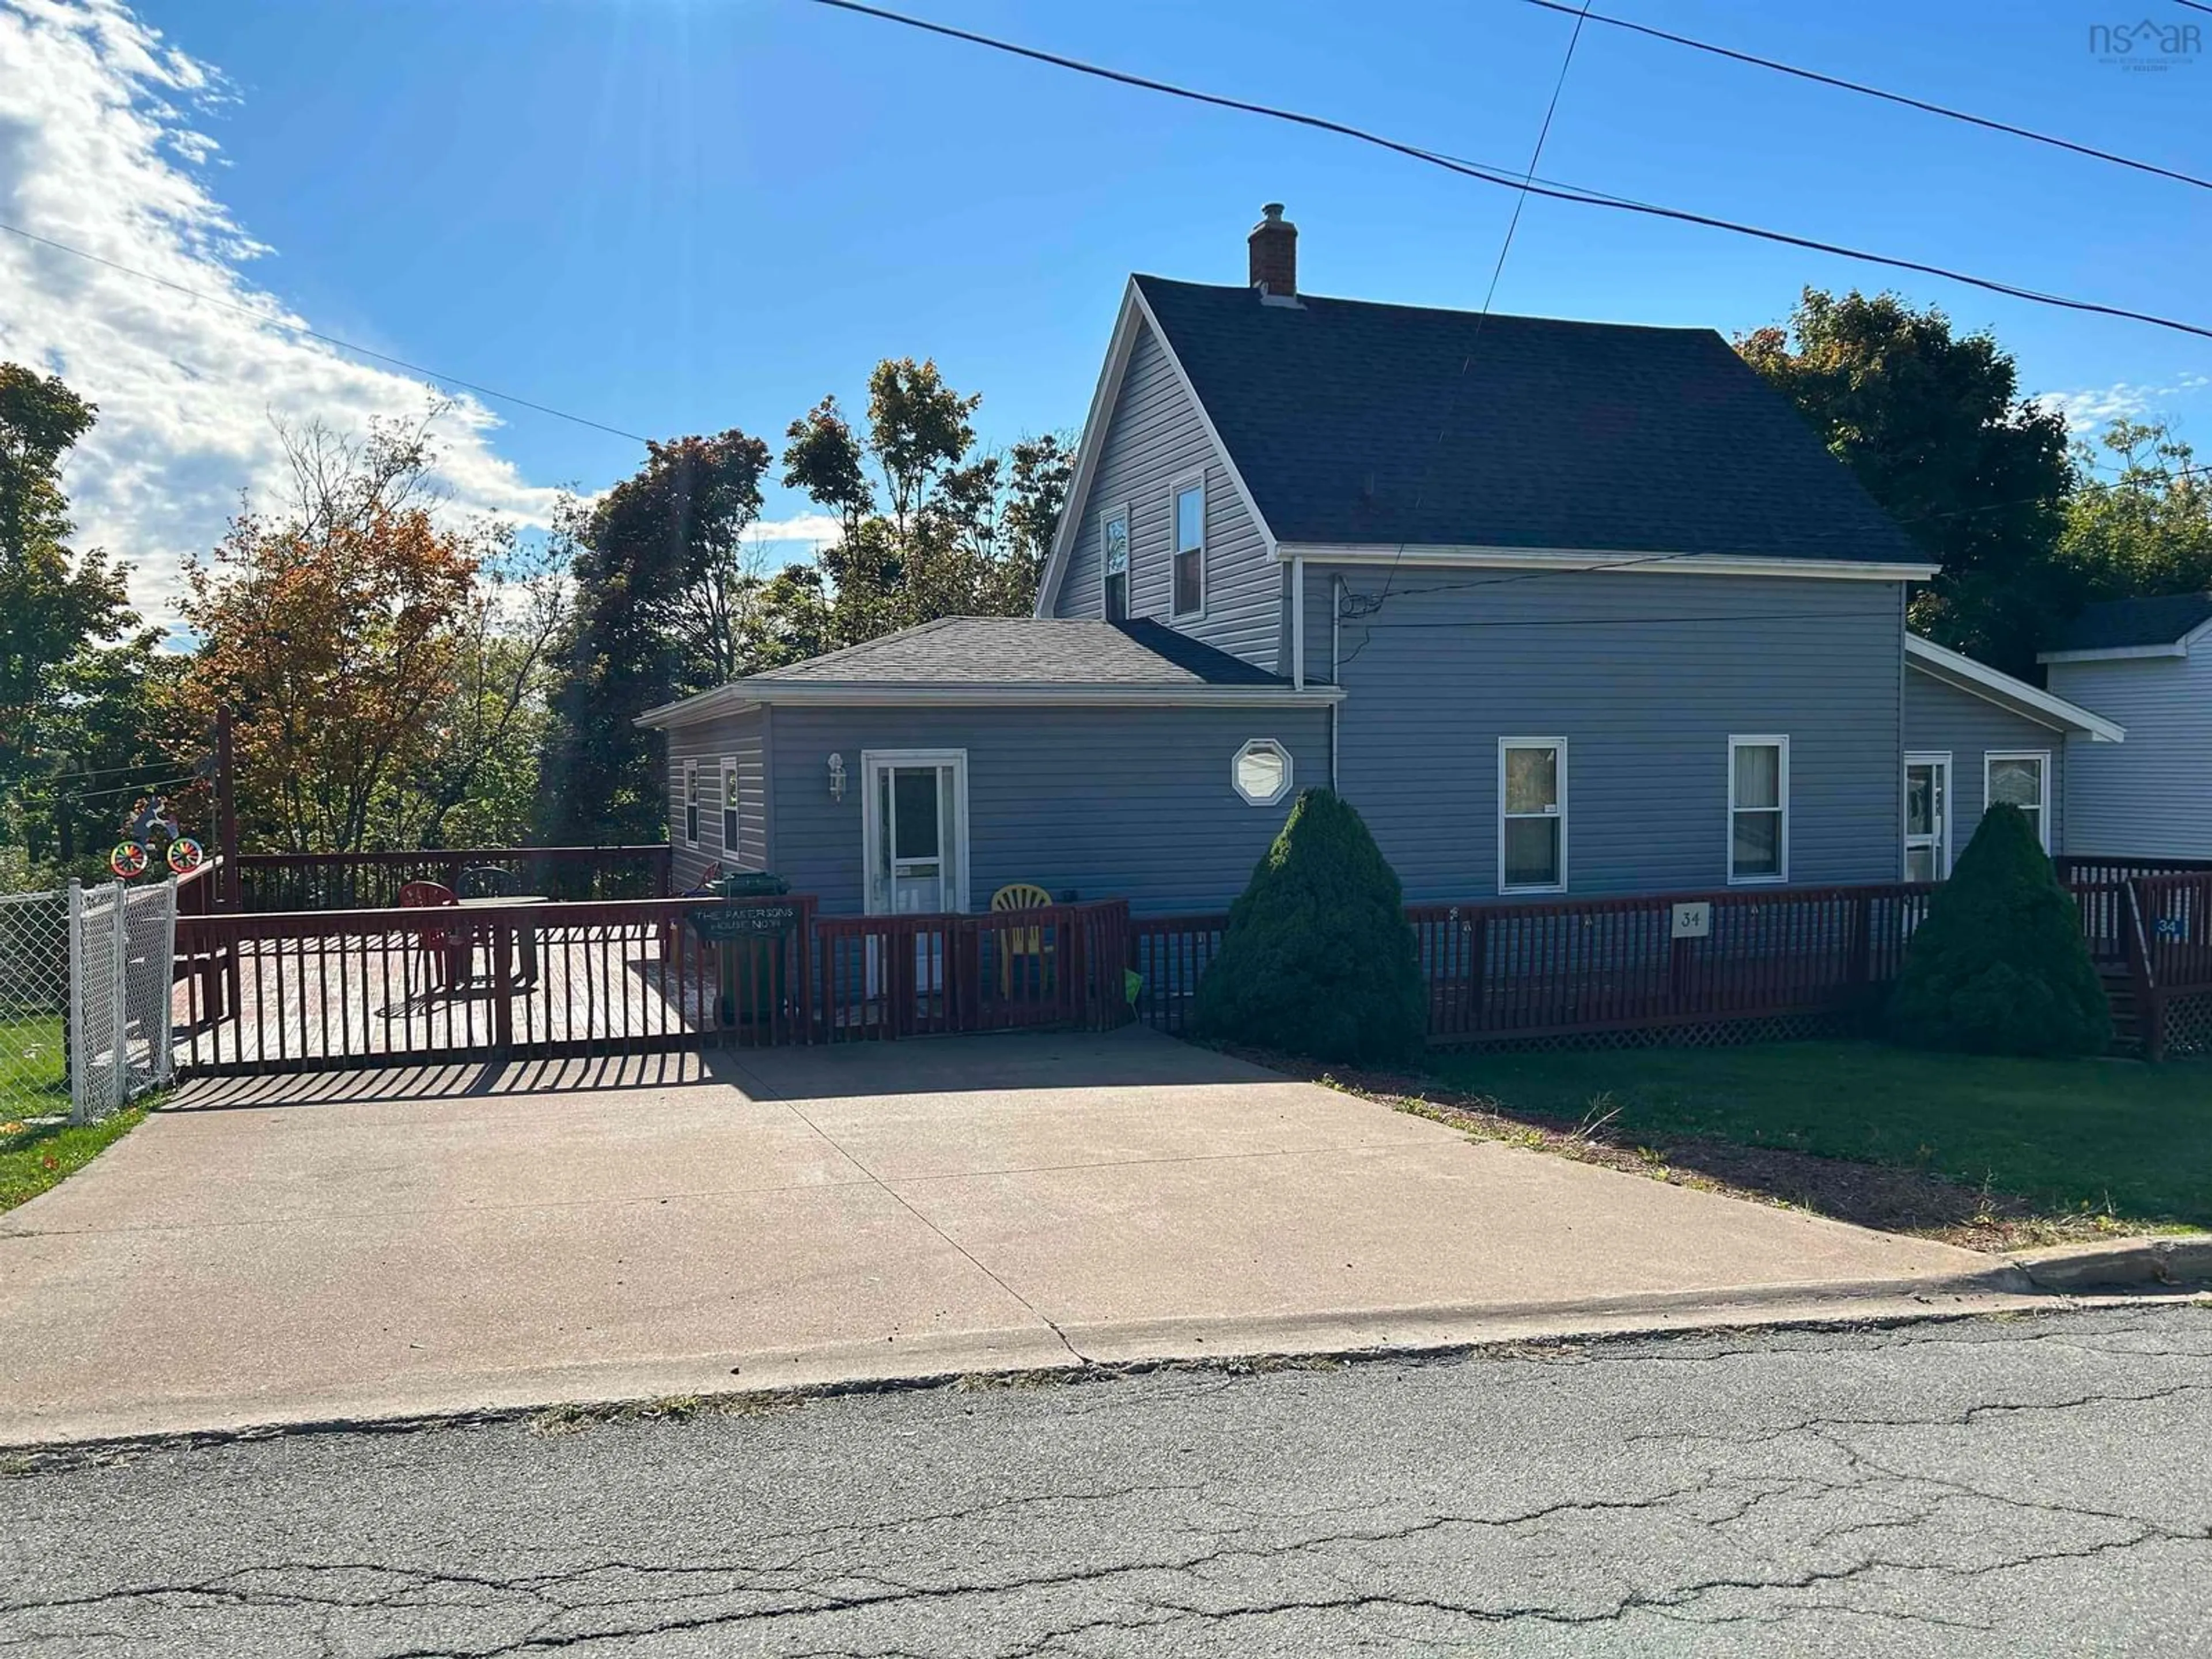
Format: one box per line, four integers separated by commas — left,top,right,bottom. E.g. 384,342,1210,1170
1232,738,1293,807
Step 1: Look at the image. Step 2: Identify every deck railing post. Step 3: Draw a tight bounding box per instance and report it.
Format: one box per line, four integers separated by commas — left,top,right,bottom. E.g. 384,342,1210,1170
491,915,515,1054
2123,878,2165,1062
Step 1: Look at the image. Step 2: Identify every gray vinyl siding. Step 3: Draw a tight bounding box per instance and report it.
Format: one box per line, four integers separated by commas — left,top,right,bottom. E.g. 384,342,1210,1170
1052,321,1281,671
665,706,771,889
1902,669,2067,862
1312,566,1908,900
765,705,1327,916
2048,653,2208,857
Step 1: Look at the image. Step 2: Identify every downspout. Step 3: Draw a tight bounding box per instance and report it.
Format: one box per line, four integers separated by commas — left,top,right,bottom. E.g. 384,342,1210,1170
1291,555,1306,691
1330,573,1343,791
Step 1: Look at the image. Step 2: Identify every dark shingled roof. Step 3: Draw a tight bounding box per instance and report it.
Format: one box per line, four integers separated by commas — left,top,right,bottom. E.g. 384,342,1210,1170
744,616,1288,687
2047,592,2212,654
1132,275,1930,565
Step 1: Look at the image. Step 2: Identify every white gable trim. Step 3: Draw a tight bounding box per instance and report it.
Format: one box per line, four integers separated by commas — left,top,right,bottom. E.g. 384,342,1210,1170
1279,543,1938,582
1034,278,1279,618
1906,634,2125,743
2039,642,2189,664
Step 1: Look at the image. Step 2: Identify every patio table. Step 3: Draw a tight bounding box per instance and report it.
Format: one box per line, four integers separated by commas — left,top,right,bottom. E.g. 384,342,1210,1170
457,894,546,986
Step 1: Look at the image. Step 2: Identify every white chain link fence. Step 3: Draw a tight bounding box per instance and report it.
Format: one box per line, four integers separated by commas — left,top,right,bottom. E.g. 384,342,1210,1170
0,879,176,1124
0,888,71,1122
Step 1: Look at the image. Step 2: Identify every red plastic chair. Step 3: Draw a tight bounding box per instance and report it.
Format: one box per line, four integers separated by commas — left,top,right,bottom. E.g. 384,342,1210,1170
397,880,465,991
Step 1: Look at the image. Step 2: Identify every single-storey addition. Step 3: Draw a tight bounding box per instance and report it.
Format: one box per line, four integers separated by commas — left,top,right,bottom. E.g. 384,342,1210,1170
642,207,2123,915
2040,593,2212,860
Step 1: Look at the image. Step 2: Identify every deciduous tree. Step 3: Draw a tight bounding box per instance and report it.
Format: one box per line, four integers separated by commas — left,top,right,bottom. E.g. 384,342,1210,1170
1738,289,2073,678
0,364,139,855
173,414,483,854
2057,419,2212,602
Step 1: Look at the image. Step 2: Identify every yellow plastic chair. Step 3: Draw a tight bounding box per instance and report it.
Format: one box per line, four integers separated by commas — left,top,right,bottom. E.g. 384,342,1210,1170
991,883,1056,997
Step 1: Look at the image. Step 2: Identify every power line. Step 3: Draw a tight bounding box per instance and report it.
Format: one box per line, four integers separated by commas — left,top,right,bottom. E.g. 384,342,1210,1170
805,0,2212,343
0,218,652,445
1365,0,1594,623
1516,0,2212,194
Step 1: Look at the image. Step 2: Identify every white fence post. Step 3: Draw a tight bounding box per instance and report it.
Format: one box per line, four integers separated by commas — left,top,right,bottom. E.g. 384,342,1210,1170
109,880,129,1114
155,876,177,1086
67,880,87,1124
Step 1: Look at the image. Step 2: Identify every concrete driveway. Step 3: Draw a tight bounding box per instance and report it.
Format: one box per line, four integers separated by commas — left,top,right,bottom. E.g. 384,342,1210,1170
0,1030,2033,1446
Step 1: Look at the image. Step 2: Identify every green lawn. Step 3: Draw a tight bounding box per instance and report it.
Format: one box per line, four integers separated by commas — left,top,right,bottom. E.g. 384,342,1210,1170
0,1104,146,1213
0,1013,68,1118
1430,1042,2212,1228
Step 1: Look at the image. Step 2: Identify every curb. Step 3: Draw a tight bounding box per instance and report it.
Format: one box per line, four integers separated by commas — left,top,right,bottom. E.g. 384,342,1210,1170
2009,1235,2212,1293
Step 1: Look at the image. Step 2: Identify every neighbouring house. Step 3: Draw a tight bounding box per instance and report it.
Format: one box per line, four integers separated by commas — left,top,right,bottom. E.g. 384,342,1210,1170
640,206,2121,915
2040,592,2212,859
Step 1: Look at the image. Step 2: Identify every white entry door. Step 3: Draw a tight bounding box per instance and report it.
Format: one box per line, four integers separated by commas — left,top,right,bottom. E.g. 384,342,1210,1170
1904,755,1950,882
862,751,968,916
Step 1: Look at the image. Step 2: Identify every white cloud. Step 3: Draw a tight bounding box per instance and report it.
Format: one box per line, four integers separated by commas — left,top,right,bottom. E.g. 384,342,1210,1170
2038,374,2211,432
0,0,567,633
748,513,844,552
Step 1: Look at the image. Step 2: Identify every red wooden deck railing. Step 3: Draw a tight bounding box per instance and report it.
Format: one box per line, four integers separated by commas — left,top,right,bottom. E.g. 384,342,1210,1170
233,845,673,912
1134,882,1940,1046
813,902,1132,1041
173,895,1132,1074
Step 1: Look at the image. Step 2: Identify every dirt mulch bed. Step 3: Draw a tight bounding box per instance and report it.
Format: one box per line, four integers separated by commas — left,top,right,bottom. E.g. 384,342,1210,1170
1218,1044,2138,1253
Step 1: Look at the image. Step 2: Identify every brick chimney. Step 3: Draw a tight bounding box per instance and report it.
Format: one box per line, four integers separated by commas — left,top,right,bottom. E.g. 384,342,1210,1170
1248,202,1297,298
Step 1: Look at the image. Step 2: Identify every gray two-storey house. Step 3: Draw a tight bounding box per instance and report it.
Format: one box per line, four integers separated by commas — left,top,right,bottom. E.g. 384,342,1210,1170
642,207,2119,915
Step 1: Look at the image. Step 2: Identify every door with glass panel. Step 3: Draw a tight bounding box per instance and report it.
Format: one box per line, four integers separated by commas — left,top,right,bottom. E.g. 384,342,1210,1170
1904,756,1949,882
864,755,965,916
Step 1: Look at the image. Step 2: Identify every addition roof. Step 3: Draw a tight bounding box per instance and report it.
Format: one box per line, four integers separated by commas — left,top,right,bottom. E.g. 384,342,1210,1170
1131,274,1933,567
2041,592,2212,659
637,617,1338,728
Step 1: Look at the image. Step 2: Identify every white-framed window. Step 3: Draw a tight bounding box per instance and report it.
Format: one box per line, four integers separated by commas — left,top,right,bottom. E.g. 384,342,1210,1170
1985,751,2051,852
1498,738,1566,893
1232,738,1293,806
1171,475,1205,618
1728,736,1789,884
1101,506,1130,622
682,758,700,847
721,757,742,859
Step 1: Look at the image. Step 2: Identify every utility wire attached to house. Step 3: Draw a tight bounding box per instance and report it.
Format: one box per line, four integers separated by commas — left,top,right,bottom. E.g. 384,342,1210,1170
1514,0,2212,194
1348,0,1597,646
804,0,2212,345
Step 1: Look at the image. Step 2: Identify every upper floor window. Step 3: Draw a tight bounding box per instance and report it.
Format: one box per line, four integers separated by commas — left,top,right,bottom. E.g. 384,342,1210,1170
1499,738,1566,893
1729,736,1788,883
1101,509,1130,622
1172,478,1205,618
1986,751,2050,852
682,759,700,846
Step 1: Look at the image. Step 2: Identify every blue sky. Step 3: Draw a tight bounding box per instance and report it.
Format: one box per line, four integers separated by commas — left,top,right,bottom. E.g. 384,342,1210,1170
6,0,2208,618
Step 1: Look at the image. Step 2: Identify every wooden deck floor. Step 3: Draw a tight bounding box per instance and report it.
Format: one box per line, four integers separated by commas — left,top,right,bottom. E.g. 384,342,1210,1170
175,929,747,1071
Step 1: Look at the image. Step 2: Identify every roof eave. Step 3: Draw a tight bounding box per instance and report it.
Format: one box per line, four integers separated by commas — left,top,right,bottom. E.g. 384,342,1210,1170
2037,642,2190,664
1278,543,1940,582
638,681,1342,729
1906,635,2125,743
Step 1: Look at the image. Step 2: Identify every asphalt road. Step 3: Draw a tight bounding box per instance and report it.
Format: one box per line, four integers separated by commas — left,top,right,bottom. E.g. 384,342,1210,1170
2,1304,2207,1657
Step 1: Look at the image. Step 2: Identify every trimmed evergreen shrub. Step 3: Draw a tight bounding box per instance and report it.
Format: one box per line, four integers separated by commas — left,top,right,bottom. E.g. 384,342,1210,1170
1885,803,2111,1057
1191,788,1428,1065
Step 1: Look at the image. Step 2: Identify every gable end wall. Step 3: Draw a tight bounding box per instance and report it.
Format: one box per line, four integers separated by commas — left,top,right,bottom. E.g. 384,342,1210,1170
1051,321,1281,672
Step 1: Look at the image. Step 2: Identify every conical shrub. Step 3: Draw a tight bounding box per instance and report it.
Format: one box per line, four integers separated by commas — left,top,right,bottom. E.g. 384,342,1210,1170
1886,803,2110,1056
1192,788,1427,1064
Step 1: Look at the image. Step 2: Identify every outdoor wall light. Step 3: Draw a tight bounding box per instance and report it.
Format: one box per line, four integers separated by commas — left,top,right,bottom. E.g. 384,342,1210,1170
827,752,846,802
